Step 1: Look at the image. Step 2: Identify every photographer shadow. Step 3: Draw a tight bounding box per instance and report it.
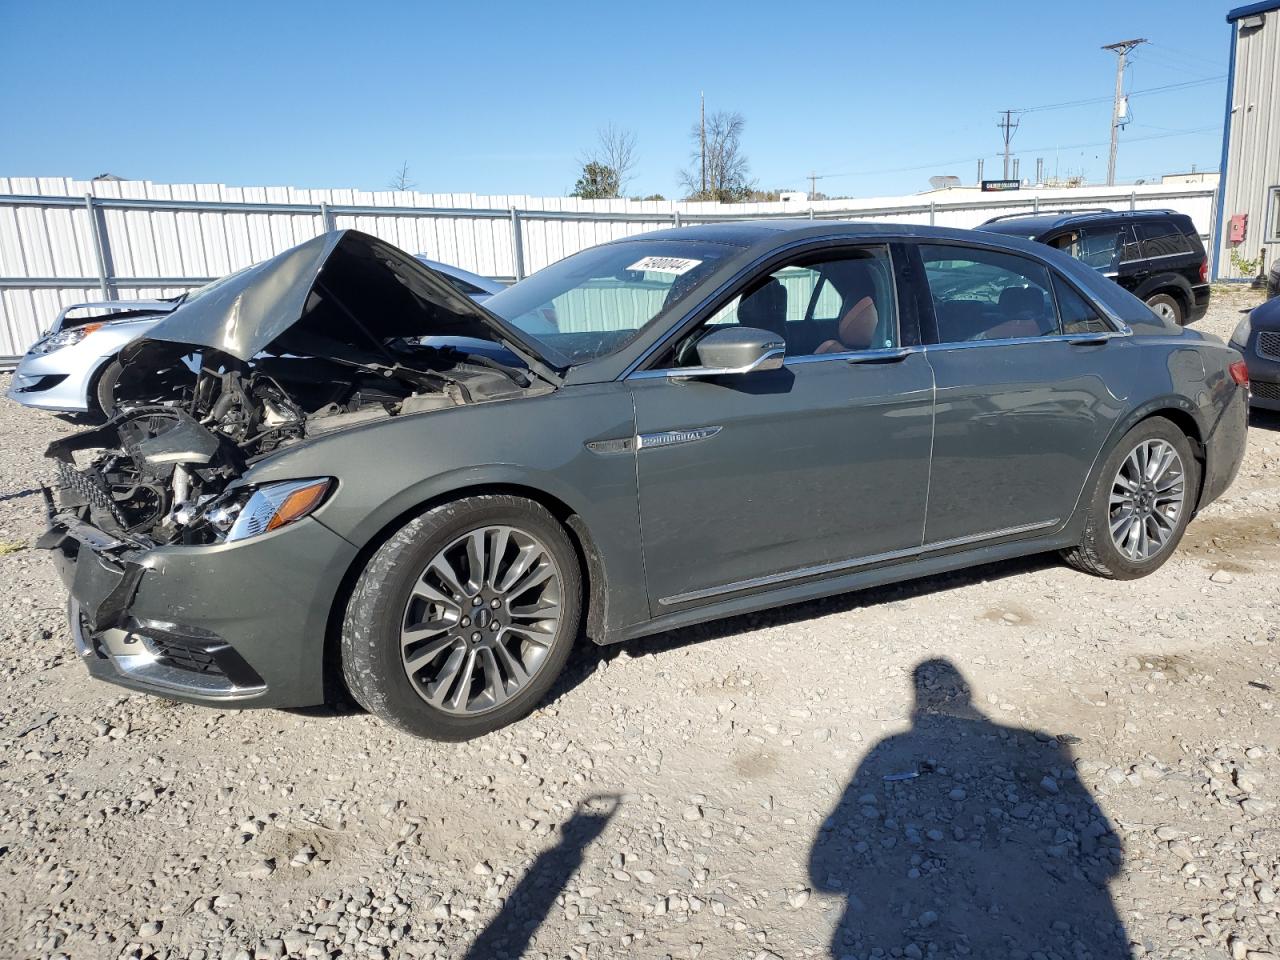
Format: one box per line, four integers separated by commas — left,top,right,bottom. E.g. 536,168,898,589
809,658,1130,958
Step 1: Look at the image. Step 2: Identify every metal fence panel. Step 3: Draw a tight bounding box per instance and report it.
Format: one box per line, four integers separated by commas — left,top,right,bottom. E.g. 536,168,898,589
0,177,1217,361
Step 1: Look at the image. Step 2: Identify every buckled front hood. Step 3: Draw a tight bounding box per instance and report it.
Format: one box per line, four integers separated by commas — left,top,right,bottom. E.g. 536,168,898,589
136,229,556,374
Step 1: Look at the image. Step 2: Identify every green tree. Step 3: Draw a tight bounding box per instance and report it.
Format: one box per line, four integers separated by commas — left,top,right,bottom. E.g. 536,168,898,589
571,161,622,199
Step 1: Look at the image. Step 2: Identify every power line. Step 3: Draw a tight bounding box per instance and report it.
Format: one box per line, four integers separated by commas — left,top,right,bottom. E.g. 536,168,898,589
813,125,1220,182
1014,75,1224,115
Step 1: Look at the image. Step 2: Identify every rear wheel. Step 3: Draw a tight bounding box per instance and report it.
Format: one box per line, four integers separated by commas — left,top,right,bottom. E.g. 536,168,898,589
1145,292,1183,325
341,495,581,740
1062,417,1197,580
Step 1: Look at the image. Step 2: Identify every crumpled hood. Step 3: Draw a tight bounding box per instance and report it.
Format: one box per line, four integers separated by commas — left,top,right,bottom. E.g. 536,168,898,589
136,229,553,368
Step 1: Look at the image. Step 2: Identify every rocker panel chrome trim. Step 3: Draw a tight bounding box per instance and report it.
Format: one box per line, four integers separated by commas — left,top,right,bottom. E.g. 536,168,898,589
657,517,1059,606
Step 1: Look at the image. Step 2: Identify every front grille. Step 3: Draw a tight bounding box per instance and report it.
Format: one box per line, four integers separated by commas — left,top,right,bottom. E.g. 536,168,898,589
1258,331,1280,363
55,461,128,528
1252,380,1280,401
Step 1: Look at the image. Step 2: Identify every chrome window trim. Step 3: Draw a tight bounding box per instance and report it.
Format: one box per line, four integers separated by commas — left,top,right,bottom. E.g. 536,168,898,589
630,345,926,378
784,346,921,366
922,330,1131,353
657,518,1059,607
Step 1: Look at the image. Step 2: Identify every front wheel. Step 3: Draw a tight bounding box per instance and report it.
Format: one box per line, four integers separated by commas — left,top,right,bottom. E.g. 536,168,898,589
1061,417,1198,580
341,495,582,740
93,357,126,419
1145,292,1183,325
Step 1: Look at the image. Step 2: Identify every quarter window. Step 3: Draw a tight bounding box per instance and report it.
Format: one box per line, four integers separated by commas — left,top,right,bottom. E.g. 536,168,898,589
920,245,1061,343
1053,276,1110,334
693,247,898,358
1136,221,1193,258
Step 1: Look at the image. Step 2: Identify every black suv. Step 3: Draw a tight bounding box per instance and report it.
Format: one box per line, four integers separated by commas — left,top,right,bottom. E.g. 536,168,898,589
978,209,1209,325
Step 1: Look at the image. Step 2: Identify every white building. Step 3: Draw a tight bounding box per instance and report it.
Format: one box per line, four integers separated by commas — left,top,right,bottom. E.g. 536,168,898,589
1214,1,1280,279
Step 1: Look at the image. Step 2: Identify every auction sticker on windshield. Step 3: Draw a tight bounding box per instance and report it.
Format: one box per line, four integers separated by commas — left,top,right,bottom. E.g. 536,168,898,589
627,256,703,276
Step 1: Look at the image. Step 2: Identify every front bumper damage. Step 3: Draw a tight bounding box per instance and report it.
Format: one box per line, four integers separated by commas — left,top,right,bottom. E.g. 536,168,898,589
41,489,358,709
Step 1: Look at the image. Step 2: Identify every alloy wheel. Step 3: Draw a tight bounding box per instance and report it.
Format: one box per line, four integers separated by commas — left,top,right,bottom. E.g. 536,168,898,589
400,525,563,715
1108,438,1185,562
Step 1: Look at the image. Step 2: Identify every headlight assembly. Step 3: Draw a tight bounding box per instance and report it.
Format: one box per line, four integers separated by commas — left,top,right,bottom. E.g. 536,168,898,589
205,478,333,542
1231,314,1253,347
31,323,104,355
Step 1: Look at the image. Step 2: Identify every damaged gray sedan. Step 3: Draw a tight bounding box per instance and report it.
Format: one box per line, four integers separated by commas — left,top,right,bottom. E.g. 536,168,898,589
43,224,1249,740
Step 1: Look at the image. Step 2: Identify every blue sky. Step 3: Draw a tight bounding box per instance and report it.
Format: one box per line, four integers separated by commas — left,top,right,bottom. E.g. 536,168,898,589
0,0,1235,199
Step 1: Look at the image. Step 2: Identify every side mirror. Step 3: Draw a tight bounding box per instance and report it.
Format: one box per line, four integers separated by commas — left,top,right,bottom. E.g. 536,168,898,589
676,326,785,378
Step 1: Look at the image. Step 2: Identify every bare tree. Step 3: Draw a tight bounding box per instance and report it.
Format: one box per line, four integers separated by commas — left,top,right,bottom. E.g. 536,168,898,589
388,162,416,192
680,110,753,202
572,124,637,199
595,123,637,195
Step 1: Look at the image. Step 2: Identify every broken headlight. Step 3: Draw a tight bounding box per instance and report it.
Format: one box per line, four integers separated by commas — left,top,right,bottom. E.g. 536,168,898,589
31,323,104,355
204,478,333,542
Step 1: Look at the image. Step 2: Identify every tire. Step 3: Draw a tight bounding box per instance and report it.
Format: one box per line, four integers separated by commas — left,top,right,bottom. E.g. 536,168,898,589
1061,417,1198,580
93,357,125,419
341,495,582,741
1145,292,1183,326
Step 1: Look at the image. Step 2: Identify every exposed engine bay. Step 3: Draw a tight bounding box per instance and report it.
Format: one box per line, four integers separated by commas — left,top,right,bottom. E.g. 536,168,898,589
45,229,555,547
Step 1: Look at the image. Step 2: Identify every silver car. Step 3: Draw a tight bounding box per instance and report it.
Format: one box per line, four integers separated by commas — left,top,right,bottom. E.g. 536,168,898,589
6,257,506,416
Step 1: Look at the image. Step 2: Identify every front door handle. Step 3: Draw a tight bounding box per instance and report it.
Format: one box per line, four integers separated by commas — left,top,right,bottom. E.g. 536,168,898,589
1067,332,1111,346
845,348,911,365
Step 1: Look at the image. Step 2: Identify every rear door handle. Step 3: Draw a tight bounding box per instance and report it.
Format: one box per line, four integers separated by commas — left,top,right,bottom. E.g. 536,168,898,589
1067,332,1111,346
845,348,911,364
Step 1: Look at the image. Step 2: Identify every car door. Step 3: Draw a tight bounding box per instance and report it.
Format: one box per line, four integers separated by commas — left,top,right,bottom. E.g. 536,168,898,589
626,243,934,610
915,241,1131,545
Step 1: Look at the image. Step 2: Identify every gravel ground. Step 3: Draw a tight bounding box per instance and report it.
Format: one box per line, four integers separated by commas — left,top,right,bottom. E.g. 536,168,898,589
1,287,1278,960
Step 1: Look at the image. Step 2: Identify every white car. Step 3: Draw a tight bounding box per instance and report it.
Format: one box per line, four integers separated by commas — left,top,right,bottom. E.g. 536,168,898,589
6,258,508,416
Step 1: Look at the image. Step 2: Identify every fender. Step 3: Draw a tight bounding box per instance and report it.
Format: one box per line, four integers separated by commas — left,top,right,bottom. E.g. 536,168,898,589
1060,392,1208,540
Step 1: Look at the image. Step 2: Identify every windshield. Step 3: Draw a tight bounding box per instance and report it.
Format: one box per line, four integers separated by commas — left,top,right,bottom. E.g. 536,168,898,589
482,239,736,363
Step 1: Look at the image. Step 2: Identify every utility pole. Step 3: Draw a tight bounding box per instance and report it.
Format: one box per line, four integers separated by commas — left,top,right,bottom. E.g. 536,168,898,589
807,171,824,199
997,109,1020,180
700,91,706,198
1103,38,1146,186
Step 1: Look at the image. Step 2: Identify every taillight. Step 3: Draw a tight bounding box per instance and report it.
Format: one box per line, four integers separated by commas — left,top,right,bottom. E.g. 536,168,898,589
1229,360,1250,387
1199,258,1208,284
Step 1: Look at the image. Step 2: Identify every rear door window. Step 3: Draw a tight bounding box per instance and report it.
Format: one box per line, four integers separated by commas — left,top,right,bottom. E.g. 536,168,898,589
1075,226,1125,271
920,245,1060,343
1136,221,1193,258
1119,225,1143,263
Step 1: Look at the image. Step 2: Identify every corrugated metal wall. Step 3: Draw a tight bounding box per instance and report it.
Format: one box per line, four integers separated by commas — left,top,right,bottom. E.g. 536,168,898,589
1218,7,1280,279
0,176,1217,359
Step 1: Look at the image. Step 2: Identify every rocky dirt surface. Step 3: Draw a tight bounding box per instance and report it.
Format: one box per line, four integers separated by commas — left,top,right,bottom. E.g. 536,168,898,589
0,287,1278,960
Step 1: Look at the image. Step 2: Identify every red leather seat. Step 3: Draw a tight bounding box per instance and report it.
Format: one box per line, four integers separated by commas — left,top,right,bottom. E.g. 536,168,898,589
815,296,879,354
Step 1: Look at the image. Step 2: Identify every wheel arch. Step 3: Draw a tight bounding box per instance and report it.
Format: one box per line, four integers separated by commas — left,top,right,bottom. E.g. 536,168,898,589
84,352,123,417
1136,273,1194,316
1065,399,1208,542
320,479,611,705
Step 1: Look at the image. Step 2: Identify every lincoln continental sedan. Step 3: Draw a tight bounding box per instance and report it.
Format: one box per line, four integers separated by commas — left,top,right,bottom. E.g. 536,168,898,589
41,221,1249,739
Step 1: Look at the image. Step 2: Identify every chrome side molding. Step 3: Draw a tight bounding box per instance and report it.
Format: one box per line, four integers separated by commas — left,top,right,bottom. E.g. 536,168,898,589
658,517,1059,606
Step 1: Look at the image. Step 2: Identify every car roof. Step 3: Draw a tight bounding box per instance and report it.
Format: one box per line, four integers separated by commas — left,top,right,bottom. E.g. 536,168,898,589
614,218,1063,249
977,209,1189,238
